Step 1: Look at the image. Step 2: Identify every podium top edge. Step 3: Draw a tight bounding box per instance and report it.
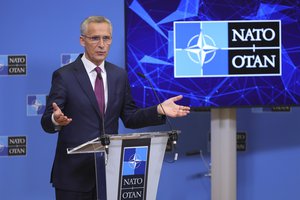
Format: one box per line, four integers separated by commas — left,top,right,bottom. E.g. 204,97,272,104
109,130,181,140
66,130,181,155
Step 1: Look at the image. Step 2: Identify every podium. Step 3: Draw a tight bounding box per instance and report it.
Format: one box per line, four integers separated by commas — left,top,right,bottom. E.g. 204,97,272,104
67,131,179,200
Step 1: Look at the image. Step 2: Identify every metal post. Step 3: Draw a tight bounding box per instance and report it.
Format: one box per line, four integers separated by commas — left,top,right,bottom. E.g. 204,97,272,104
211,108,237,200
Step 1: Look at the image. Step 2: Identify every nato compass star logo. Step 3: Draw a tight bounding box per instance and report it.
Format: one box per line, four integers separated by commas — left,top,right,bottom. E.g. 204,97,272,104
61,53,79,66
0,143,4,153
0,63,4,71
174,21,229,77
27,95,47,116
122,147,148,175
0,137,7,156
0,55,7,75
185,32,218,69
128,153,142,169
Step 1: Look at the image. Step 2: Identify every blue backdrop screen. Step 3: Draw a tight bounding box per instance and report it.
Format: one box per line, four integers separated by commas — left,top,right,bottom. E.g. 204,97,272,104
125,0,300,108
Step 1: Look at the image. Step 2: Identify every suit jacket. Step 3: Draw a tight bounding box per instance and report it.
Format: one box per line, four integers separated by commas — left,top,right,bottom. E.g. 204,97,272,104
41,54,165,192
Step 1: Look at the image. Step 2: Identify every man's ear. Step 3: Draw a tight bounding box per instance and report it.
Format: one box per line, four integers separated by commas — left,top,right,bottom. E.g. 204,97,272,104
79,36,85,47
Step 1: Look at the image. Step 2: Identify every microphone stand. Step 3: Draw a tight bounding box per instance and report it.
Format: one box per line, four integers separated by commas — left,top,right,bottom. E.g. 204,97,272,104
96,70,110,165
137,72,179,162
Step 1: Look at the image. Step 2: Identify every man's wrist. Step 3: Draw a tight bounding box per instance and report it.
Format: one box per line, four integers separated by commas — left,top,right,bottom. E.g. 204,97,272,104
51,114,61,131
51,113,60,126
157,104,164,115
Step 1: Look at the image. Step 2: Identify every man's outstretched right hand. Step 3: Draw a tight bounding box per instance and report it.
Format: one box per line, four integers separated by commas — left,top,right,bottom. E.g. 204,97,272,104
52,102,72,126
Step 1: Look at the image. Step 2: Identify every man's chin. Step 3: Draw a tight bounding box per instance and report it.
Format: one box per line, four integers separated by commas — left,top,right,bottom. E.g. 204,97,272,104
93,56,106,65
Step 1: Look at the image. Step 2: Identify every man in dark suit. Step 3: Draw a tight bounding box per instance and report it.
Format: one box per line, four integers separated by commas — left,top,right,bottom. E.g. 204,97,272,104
41,16,190,200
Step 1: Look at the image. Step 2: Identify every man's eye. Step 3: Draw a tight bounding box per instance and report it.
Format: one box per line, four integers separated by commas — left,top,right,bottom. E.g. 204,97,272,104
91,36,100,41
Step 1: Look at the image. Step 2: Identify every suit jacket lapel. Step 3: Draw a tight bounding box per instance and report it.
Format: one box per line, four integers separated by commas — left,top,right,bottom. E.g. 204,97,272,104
72,56,101,117
105,62,113,120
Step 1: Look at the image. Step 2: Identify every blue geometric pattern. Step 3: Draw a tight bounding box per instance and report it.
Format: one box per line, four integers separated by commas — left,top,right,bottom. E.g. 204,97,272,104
125,0,300,108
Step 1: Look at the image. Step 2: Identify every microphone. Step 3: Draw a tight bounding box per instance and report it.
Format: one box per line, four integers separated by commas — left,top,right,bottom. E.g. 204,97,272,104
100,134,110,155
137,72,178,161
100,113,109,156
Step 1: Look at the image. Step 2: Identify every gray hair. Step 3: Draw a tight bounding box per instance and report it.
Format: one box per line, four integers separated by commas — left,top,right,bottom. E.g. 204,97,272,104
80,16,113,35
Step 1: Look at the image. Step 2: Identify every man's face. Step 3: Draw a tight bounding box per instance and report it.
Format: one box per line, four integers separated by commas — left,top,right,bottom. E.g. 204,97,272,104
80,22,112,66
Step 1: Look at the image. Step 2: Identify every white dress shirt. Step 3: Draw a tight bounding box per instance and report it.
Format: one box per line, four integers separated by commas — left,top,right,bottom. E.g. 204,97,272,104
81,53,108,112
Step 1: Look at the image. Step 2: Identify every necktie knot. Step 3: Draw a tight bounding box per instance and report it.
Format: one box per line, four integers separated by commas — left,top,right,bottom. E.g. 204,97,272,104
95,67,102,79
94,67,101,73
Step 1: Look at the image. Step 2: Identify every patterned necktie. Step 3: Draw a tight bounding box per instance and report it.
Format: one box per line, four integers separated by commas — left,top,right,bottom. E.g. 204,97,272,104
94,67,105,114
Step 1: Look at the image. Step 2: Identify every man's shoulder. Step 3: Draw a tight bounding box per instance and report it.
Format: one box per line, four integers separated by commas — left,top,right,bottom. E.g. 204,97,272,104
105,61,122,69
105,61,126,74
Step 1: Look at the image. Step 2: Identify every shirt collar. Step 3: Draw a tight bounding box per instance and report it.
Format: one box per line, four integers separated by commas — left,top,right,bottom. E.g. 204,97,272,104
81,53,105,73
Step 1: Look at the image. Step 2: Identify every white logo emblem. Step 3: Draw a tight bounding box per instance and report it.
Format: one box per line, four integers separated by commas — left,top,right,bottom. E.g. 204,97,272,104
128,153,142,169
30,99,43,112
185,32,218,66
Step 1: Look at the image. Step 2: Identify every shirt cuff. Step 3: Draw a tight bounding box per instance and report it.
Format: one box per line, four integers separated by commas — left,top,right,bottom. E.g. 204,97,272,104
51,113,61,131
